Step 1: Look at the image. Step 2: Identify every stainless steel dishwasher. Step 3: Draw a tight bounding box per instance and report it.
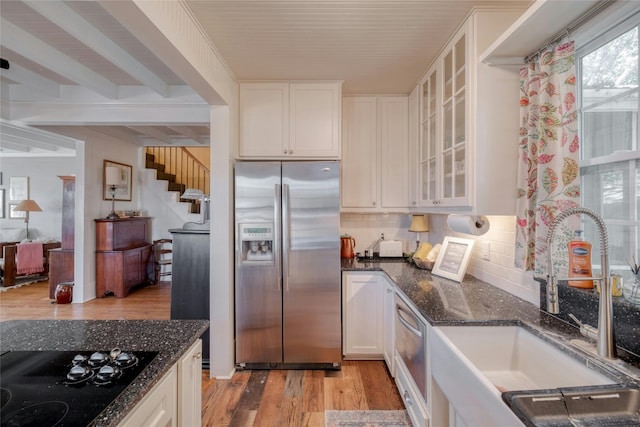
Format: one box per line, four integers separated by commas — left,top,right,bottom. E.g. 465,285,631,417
395,294,427,400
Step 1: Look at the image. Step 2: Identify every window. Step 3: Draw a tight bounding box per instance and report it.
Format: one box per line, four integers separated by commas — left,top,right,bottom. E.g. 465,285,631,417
577,15,640,280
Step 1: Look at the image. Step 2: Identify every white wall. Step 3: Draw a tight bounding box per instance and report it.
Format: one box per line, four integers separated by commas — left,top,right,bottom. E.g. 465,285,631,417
0,157,76,241
340,213,539,306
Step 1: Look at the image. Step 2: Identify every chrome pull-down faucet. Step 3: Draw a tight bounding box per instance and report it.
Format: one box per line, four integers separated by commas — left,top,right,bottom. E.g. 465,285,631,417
545,207,617,360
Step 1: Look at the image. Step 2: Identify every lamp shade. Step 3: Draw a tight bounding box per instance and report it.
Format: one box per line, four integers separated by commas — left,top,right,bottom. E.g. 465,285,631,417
180,188,204,200
105,166,122,186
14,199,42,212
409,214,429,232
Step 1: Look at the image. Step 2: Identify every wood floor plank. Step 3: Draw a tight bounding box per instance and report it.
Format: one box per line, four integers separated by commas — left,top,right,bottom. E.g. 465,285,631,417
280,395,303,427
284,370,304,397
302,370,324,413
323,361,368,411
358,361,404,409
228,409,257,427
201,371,251,426
253,370,288,426
236,370,270,411
301,411,325,427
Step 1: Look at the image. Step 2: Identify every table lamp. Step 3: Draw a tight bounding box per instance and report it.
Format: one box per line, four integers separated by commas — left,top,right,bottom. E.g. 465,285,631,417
105,166,122,219
14,199,42,239
409,214,429,249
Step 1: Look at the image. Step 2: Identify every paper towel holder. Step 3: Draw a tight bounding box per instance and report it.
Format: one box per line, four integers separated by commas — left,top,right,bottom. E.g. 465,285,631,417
474,216,487,229
446,214,490,236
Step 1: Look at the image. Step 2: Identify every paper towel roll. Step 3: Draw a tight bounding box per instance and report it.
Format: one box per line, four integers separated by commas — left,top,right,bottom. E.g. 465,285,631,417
447,215,490,236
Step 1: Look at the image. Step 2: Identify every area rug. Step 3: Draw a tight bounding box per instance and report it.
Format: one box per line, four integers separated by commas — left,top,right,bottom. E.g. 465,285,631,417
325,410,412,427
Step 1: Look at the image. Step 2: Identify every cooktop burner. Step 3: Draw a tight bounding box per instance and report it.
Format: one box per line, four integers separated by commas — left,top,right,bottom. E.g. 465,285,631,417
0,350,158,426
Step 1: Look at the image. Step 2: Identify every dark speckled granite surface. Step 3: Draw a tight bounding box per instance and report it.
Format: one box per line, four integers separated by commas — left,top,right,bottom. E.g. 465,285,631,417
342,257,640,387
0,319,209,427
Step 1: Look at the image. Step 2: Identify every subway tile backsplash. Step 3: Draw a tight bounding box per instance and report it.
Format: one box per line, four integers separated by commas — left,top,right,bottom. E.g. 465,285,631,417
340,213,539,306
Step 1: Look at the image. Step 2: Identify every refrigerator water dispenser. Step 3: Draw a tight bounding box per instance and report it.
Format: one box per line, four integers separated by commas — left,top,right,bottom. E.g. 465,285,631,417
239,223,274,263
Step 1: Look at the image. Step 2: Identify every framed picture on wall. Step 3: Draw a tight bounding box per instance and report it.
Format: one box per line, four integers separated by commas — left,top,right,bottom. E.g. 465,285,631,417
103,160,132,201
9,176,29,201
432,236,475,282
0,189,4,218
9,203,26,219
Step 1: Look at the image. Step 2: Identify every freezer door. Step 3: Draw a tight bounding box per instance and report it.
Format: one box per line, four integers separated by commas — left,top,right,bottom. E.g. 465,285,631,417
282,161,341,364
235,161,283,365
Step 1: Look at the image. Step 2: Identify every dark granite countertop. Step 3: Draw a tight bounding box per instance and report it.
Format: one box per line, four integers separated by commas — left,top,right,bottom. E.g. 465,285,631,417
342,257,640,388
0,319,209,427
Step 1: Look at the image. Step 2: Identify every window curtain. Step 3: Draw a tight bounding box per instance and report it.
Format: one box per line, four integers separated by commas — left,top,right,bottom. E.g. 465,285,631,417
515,41,581,275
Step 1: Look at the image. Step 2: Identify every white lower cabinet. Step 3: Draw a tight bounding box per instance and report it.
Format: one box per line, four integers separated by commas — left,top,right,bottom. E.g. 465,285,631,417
342,272,384,358
118,365,177,427
178,340,203,427
382,276,396,377
118,339,202,427
395,354,430,427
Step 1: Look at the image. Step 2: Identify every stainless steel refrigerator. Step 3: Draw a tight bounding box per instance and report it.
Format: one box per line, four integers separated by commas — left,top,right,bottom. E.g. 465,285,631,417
234,161,341,369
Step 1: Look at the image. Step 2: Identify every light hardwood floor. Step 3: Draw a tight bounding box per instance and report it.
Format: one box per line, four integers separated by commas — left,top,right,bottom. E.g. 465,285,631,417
0,280,404,426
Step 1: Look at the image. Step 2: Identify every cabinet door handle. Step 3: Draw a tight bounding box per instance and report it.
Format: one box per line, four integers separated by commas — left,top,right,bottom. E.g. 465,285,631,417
403,390,412,405
193,352,202,359
372,201,376,206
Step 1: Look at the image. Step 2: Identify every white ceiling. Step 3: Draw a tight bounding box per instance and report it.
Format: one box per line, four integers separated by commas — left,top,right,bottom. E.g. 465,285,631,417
0,0,531,155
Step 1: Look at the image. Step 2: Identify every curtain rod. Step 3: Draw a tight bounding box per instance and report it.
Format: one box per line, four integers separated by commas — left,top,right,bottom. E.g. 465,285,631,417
524,0,614,63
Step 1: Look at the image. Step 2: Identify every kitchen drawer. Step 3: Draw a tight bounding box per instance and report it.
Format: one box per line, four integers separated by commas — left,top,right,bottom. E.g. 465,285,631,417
395,355,430,427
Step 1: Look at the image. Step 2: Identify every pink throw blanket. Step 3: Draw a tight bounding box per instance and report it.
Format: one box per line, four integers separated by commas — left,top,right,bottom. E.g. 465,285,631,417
16,242,44,275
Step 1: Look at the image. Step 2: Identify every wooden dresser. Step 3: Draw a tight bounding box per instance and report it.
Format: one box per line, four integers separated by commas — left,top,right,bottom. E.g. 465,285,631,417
95,217,153,298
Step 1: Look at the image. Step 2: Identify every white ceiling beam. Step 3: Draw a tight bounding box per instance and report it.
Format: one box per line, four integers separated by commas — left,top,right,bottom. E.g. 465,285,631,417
10,102,211,125
22,1,171,98
99,0,229,105
0,133,61,151
0,18,119,99
128,126,173,144
83,126,142,145
0,139,31,152
0,120,78,149
0,63,60,98
168,126,207,144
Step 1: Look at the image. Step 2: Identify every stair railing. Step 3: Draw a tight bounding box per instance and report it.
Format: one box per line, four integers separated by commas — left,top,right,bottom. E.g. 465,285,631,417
145,146,210,197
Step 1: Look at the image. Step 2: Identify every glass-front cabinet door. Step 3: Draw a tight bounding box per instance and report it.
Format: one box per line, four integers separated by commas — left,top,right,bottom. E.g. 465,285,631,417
442,34,467,204
420,69,438,205
419,30,469,208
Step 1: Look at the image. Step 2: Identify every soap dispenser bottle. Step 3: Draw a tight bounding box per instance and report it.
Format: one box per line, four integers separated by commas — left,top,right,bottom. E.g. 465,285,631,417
567,229,594,289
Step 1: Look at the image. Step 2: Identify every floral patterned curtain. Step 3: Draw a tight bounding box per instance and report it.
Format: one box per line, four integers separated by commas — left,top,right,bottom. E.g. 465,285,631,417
515,41,581,275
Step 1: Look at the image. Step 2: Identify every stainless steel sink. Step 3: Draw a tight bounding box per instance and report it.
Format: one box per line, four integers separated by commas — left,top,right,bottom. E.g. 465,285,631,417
503,387,640,426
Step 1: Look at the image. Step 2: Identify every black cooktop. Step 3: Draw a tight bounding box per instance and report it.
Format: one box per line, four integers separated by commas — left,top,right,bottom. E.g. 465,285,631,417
0,350,158,427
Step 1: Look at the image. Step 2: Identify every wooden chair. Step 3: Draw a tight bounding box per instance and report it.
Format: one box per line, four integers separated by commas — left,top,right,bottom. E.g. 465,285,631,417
153,239,172,284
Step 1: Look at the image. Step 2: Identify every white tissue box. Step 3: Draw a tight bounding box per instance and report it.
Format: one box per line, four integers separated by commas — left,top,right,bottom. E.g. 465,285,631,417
379,240,403,257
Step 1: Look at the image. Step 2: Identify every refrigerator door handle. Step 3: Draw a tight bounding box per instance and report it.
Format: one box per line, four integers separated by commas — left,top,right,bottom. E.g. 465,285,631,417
282,183,291,292
274,184,282,291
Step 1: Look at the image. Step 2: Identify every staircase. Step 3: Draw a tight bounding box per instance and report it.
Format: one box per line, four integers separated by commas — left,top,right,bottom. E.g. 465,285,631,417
144,147,210,214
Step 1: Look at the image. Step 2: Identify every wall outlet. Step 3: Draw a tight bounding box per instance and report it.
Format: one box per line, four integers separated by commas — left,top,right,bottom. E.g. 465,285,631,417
479,240,490,261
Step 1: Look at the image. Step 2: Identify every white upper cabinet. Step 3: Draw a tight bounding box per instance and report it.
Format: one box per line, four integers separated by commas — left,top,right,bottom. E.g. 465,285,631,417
239,82,341,159
341,96,378,209
379,96,410,209
239,83,289,158
341,95,409,212
415,9,523,215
